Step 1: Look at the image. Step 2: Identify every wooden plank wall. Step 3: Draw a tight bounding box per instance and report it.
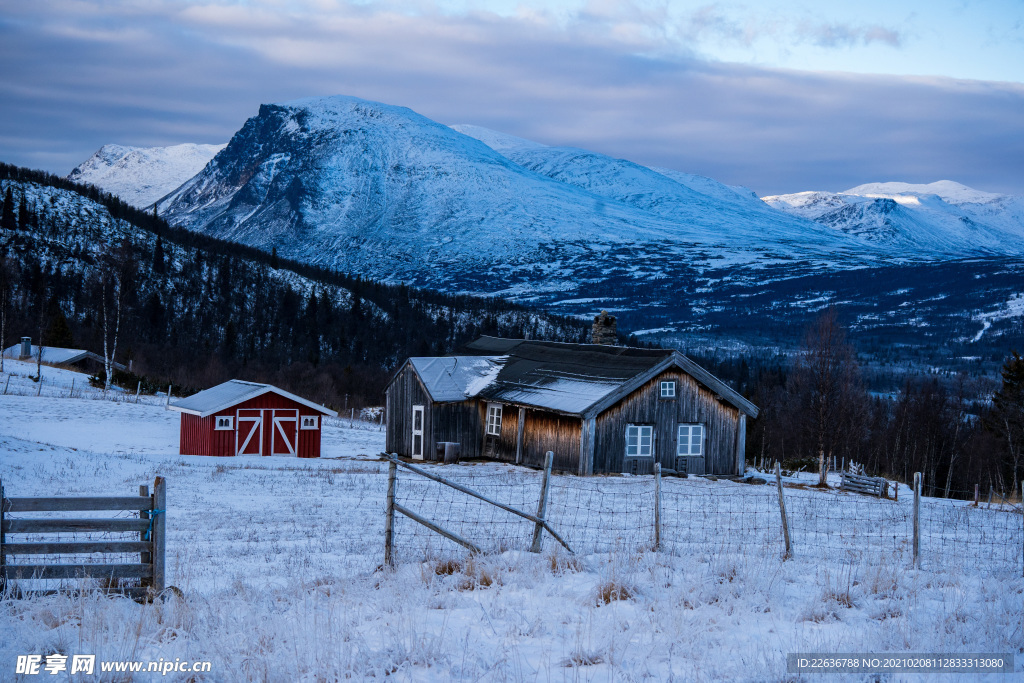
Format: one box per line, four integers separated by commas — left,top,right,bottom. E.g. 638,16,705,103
520,411,582,472
431,401,484,461
385,365,432,458
592,370,741,475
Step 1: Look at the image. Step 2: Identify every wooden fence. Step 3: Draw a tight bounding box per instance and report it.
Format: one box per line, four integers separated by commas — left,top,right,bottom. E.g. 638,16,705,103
0,477,166,600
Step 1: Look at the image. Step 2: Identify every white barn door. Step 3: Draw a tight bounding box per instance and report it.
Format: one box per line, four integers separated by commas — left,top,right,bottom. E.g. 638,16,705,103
271,410,298,456
236,410,263,455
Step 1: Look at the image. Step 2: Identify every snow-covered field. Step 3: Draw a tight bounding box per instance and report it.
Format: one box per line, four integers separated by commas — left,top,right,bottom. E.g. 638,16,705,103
1,361,1021,681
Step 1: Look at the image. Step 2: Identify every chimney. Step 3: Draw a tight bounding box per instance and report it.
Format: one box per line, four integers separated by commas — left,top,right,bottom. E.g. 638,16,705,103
591,310,617,345
19,337,31,359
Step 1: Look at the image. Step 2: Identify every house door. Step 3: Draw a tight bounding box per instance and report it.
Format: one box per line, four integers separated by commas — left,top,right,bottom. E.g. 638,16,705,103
271,410,298,456
411,405,424,460
236,410,263,455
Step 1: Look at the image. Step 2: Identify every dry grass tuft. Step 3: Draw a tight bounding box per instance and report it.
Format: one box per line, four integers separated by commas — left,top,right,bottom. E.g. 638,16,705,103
549,554,585,575
595,581,635,605
433,559,463,576
561,652,605,667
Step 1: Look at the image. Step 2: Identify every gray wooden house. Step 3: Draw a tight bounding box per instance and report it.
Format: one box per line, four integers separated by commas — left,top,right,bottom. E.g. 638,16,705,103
385,335,758,476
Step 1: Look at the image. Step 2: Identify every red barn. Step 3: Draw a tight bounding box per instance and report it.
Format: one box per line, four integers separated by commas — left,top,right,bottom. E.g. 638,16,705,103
167,380,337,457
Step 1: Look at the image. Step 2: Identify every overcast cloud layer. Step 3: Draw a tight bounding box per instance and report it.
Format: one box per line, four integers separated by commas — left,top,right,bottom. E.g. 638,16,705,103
1,0,1022,195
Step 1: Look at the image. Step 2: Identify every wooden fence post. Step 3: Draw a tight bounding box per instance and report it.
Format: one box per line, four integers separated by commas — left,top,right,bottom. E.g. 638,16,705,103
139,485,151,591
151,477,166,594
530,452,554,553
0,478,6,594
988,485,993,509
135,381,142,403
36,378,42,397
165,385,172,407
384,459,397,568
653,462,662,551
3,376,9,395
775,462,791,559
974,484,980,507
350,408,354,429
1021,482,1023,579
70,378,75,398
912,472,921,569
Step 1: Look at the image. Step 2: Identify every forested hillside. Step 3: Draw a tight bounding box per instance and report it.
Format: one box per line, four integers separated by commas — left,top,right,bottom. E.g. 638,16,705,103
0,163,589,408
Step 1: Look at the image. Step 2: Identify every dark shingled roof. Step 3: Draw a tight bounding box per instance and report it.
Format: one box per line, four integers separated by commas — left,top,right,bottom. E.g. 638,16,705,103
447,337,758,418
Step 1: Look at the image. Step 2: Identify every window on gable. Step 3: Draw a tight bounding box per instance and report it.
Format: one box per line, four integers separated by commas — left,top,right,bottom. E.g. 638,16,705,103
215,416,234,431
660,381,676,398
625,425,653,457
486,403,503,436
300,416,319,430
677,424,704,456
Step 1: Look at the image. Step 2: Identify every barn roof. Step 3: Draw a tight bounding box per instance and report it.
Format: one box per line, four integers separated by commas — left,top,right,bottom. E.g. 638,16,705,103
167,380,338,418
402,337,758,418
2,344,127,371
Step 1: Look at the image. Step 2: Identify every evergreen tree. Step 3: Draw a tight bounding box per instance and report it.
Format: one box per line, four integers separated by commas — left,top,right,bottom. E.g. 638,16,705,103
152,236,165,274
42,297,75,348
0,187,15,230
18,194,29,230
987,351,1024,496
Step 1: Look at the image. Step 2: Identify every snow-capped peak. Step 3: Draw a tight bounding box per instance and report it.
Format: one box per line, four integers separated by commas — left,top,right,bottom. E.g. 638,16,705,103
67,142,227,209
843,180,1004,205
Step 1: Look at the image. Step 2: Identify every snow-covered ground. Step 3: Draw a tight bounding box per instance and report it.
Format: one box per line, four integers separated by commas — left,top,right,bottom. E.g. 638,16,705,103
1,362,1021,681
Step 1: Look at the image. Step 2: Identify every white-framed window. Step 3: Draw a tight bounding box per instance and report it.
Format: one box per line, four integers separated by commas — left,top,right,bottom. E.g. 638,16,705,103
486,403,503,436
660,381,676,398
300,415,319,430
677,424,704,456
215,416,234,431
625,425,654,457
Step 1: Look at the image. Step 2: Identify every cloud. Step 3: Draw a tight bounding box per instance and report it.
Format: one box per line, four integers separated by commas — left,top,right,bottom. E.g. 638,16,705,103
798,21,904,49
0,0,1021,196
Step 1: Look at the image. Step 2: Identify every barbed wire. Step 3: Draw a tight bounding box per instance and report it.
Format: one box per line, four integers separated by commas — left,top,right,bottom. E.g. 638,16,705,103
388,463,1024,574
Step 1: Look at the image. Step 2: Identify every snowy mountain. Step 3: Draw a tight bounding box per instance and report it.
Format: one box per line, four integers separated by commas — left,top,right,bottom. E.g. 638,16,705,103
763,181,1024,256
67,142,226,209
158,96,887,299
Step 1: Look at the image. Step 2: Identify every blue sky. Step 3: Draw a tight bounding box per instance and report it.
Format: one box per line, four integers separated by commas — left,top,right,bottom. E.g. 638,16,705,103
1,0,1022,195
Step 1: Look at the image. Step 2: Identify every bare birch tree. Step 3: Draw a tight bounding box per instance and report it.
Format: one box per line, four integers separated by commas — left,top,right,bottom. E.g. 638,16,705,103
788,308,866,486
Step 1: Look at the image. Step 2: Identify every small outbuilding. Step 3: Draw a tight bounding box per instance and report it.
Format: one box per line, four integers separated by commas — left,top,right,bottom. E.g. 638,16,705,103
385,335,759,476
167,380,337,457
2,337,126,373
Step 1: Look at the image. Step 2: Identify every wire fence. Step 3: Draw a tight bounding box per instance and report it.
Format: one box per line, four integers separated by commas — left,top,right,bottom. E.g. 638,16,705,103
388,459,1023,575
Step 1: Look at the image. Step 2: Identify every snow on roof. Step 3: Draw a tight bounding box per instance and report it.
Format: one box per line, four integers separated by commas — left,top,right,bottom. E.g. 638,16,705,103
1,344,126,370
406,337,759,418
167,379,338,418
410,356,506,402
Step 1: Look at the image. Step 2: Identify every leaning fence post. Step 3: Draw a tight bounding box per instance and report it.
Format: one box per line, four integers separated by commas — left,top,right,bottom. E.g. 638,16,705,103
385,459,397,568
912,472,921,569
654,462,662,551
775,462,792,559
530,452,554,553
152,477,166,593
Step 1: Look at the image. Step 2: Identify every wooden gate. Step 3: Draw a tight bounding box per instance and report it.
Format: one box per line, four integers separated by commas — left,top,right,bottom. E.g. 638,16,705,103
0,477,166,600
